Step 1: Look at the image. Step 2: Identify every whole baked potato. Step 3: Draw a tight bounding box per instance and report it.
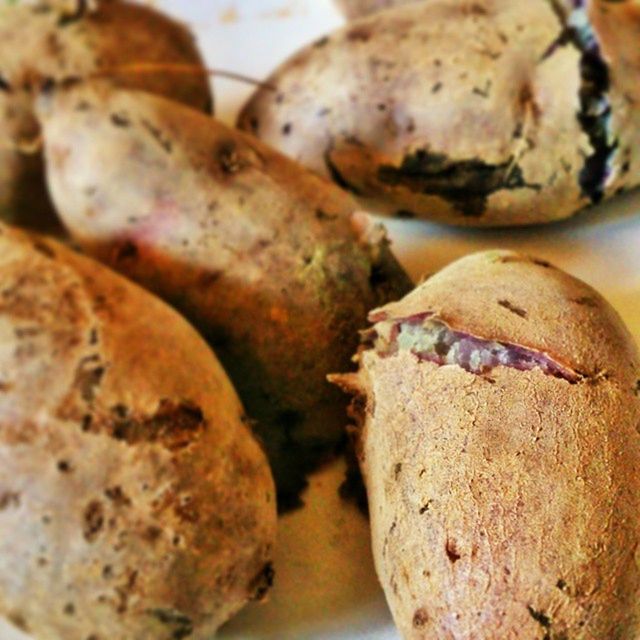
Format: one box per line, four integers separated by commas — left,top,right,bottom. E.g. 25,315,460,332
240,0,640,226
332,250,640,638
36,79,412,508
0,223,276,639
0,0,212,232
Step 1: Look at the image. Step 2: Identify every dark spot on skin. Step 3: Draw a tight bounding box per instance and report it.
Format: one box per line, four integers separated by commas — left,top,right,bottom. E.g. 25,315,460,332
282,122,292,135
394,462,402,479
31,240,56,258
73,356,105,403
527,605,551,629
413,608,429,628
216,141,244,174
108,400,206,451
431,82,443,93
143,526,163,543
141,119,172,153
102,565,113,580
314,35,329,47
64,603,75,616
634,380,640,397
8,612,29,632
0,492,20,510
57,0,89,26
247,116,259,133
57,460,72,473
572,296,598,307
378,151,540,217
81,414,93,432
315,208,338,221
105,486,132,508
148,609,194,640
473,81,492,98
175,496,199,524
110,113,130,128
419,500,433,515
83,500,104,542
197,270,222,288
498,299,528,318
347,25,371,42
556,579,568,591
445,539,461,563
249,562,275,601
0,76,11,92
114,241,138,262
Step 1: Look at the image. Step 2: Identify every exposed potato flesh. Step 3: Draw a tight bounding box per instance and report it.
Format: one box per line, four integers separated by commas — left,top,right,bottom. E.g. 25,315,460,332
240,0,640,226
333,251,640,638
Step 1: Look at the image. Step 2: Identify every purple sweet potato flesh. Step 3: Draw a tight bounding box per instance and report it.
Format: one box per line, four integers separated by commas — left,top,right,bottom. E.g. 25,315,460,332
369,314,581,382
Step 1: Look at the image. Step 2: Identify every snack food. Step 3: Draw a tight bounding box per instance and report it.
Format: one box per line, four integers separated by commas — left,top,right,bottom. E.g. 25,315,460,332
36,79,412,507
240,0,640,226
333,250,640,637
0,0,212,231
0,223,276,640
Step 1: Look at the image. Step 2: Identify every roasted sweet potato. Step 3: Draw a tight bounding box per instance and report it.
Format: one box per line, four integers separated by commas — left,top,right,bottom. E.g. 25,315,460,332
332,250,640,638
0,223,276,639
0,0,212,231
36,79,412,507
239,0,640,226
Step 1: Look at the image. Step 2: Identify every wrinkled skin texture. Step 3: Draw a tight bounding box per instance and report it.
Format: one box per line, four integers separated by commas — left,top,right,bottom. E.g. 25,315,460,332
239,0,640,226
36,81,412,508
0,0,212,232
333,251,640,638
335,0,419,20
0,224,277,639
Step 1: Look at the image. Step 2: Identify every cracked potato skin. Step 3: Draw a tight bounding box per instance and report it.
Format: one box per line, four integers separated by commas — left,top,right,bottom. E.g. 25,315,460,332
0,0,212,232
0,223,276,639
333,251,640,638
36,80,412,508
239,0,640,226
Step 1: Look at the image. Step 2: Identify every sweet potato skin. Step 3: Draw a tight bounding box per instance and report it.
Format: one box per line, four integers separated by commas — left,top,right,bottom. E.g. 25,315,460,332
239,0,640,226
334,251,640,638
0,0,212,231
335,0,417,19
0,223,276,639
36,80,412,507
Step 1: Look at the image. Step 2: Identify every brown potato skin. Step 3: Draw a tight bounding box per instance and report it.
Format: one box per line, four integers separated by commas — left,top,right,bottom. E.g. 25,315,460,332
0,0,212,232
36,80,412,507
334,251,640,638
239,0,640,226
0,223,276,639
335,0,418,20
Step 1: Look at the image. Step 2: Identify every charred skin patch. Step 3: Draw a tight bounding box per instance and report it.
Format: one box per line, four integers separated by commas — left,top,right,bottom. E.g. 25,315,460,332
548,0,617,203
377,151,539,217
368,314,580,382
104,400,206,451
147,609,194,640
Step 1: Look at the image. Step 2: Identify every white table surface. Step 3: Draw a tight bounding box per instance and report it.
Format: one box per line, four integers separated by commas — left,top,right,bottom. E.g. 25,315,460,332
4,1,639,638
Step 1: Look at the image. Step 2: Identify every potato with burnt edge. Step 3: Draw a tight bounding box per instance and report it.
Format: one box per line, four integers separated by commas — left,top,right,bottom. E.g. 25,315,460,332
240,0,640,226
332,250,640,638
